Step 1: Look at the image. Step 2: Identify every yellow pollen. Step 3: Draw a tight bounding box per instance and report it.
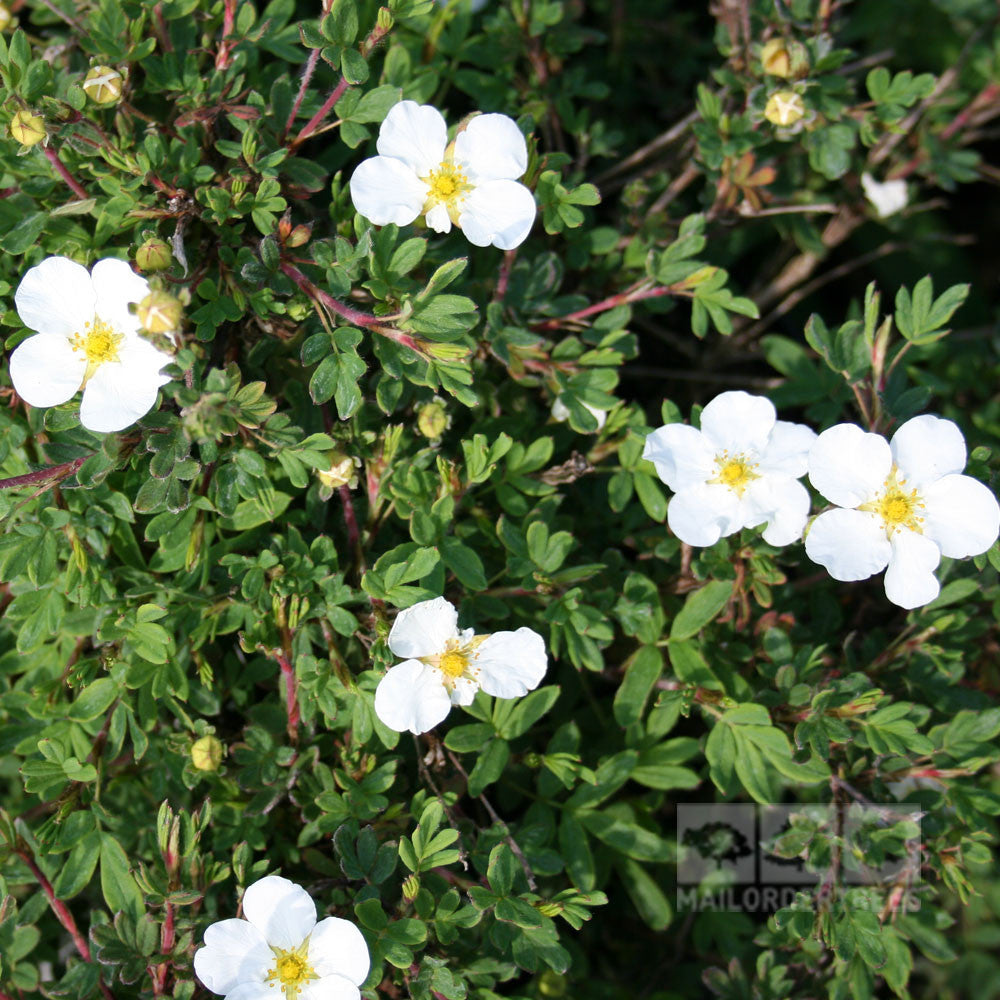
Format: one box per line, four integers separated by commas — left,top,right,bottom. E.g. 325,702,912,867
861,467,924,536
712,453,760,497
439,650,468,679
423,160,471,220
70,317,124,384
267,942,317,999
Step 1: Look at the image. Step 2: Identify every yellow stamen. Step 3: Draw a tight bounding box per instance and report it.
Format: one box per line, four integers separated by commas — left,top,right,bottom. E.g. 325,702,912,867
862,467,924,536
438,650,468,679
266,941,317,999
711,453,760,497
70,317,124,385
423,159,471,222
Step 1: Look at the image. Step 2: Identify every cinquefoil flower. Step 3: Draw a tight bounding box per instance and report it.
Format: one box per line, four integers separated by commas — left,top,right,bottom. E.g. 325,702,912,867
350,101,536,250
374,596,547,734
805,415,1000,609
861,172,908,218
194,875,370,1000
642,390,816,547
8,256,173,433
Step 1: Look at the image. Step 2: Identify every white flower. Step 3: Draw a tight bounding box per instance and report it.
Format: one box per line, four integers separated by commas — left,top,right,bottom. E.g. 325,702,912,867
194,875,370,1000
374,596,547,734
805,415,1000,609
551,395,607,431
642,390,816,547
349,101,536,250
860,172,908,218
8,256,173,433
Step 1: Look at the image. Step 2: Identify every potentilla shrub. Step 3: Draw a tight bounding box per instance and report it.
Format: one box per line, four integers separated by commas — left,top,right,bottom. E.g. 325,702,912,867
1,2,1000,999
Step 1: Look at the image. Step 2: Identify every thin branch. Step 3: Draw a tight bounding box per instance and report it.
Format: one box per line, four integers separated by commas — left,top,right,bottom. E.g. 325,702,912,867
283,48,320,139
0,456,87,492
41,146,88,200
215,0,238,69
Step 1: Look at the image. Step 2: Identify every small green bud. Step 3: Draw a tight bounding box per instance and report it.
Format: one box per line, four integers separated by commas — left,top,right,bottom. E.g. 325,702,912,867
137,291,183,335
417,398,450,440
318,450,360,491
401,874,420,902
0,4,14,31
764,90,805,127
537,971,567,997
83,65,124,105
135,237,172,272
523,751,543,769
191,734,224,771
9,109,45,148
376,6,394,31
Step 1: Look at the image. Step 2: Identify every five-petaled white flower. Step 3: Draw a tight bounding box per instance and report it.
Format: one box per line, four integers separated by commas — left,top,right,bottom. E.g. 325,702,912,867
8,256,173,433
642,390,816,547
805,415,1000,609
861,172,908,218
350,100,536,250
193,875,370,1000
374,596,547,734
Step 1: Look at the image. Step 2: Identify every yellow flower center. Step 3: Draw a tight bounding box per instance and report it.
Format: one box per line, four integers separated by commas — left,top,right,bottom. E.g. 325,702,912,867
712,453,760,497
423,159,471,222
70,317,124,384
267,942,317,999
862,467,924,536
439,650,468,679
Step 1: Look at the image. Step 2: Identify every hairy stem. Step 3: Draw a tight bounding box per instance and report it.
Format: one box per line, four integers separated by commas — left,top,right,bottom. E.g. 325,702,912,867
41,145,88,199
283,48,321,138
0,457,87,491
215,0,238,69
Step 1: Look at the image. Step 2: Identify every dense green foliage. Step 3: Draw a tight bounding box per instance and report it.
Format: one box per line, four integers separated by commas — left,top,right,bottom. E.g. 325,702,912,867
2,1,1000,999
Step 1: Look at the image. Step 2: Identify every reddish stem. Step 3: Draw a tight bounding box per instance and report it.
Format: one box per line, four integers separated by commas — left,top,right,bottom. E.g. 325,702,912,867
0,457,87,491
41,145,88,200
940,81,1000,140
277,653,300,743
283,48,320,139
494,249,517,303
215,0,237,69
152,903,176,994
291,75,351,148
531,283,673,331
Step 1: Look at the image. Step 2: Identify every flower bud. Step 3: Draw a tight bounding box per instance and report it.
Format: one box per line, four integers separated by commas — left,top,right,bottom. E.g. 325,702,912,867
401,874,420,902
376,6,394,31
537,971,568,997
0,4,13,31
417,398,450,440
522,751,543,769
760,39,791,78
83,65,124,105
318,450,360,491
137,291,183,335
135,237,173,272
191,735,224,771
10,109,45,148
286,224,311,248
764,90,805,127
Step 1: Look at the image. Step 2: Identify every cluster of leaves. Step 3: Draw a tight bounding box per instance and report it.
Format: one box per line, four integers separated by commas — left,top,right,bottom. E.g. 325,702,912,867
2,2,1000,1000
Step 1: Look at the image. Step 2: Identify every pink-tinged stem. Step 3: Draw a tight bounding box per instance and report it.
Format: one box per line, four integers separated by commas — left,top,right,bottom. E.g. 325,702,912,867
215,0,237,69
152,903,175,995
291,75,351,147
0,457,87,491
338,485,360,551
531,283,673,331
494,249,517,303
41,146,88,200
283,48,320,139
277,652,300,743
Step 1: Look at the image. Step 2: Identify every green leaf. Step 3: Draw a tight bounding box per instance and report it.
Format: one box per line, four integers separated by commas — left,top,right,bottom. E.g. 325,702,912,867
669,581,732,640
612,646,662,727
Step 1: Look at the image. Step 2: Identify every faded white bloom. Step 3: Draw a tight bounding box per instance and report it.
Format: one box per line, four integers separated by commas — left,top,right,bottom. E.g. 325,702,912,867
8,256,173,433
861,172,908,218
642,390,816,547
350,101,536,250
194,875,370,1000
552,395,607,431
374,597,547,734
805,415,1000,609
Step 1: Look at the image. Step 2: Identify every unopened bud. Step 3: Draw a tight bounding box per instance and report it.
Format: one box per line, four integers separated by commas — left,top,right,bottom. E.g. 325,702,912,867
286,224,311,248
522,752,543,769
401,874,420,902
135,237,172,272
318,450,360,491
0,4,14,31
10,109,45,148
764,90,805,127
137,291,183,335
417,398,450,440
191,734,224,772
83,65,124,105
760,39,791,78
537,971,568,997
376,6,393,31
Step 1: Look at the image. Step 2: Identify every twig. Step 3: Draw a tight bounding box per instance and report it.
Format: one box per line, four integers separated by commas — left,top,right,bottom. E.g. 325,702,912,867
291,76,351,148
445,749,536,891
283,48,320,139
531,281,673,332
41,146,88,200
590,108,699,189
493,248,518,303
0,456,87,491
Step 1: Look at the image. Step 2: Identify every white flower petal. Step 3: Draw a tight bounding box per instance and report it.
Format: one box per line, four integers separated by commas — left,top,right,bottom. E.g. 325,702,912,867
667,483,742,547
745,477,811,546
457,179,536,250
808,424,892,508
91,257,150,336
8,333,85,407
241,876,316,951
474,627,547,699
804,508,891,581
14,256,96,337
222,984,275,1000
449,673,479,705
453,113,528,182
78,338,172,433
309,917,370,986
350,155,428,227
300,976,362,1000
193,919,272,996
642,424,715,492
698,391,776,455
425,201,452,234
376,101,448,176
373,659,452,734
890,414,967,488
861,172,908,218
884,529,941,609
757,420,816,479
921,473,1000,558
387,597,459,659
